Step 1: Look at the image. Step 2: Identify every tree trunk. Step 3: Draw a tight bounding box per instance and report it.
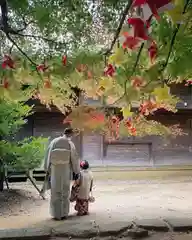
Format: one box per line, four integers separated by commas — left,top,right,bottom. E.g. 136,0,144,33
0,167,4,191
0,135,4,191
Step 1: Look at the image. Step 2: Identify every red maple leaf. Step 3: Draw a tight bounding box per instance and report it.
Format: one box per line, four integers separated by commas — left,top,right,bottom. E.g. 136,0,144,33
185,80,192,86
148,41,158,63
37,64,48,72
76,64,87,72
104,64,115,77
132,0,171,21
130,127,137,136
44,79,52,88
108,116,120,140
125,119,132,129
2,55,15,69
1,62,7,69
91,113,105,122
87,70,93,79
139,100,157,115
132,0,146,6
3,78,9,89
131,76,145,88
62,55,67,66
122,32,141,50
128,18,150,41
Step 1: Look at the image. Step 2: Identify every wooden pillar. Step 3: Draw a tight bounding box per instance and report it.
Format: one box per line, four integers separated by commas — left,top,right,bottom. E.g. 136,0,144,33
79,132,83,159
100,135,105,164
148,143,154,166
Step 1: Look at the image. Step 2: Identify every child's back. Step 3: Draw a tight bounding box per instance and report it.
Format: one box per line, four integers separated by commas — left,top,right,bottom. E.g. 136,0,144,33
74,160,94,216
78,169,93,200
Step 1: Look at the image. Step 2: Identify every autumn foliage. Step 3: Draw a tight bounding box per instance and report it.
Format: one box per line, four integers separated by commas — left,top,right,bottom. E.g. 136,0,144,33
0,0,192,139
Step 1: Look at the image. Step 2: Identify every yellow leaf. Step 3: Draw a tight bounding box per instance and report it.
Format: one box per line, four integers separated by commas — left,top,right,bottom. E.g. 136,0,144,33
166,0,185,23
152,86,170,101
172,0,185,6
108,47,126,66
99,77,113,89
121,105,133,119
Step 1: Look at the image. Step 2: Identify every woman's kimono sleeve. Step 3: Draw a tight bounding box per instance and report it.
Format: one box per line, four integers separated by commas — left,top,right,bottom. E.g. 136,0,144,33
44,139,55,172
69,140,80,175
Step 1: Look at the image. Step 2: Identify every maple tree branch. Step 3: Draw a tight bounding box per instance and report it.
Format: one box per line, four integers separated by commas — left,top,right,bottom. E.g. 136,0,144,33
9,44,14,54
0,0,64,71
163,26,180,71
144,0,190,89
0,0,66,64
0,0,35,33
125,43,144,94
5,33,44,86
110,43,144,106
6,34,43,82
108,0,191,108
112,0,191,106
16,20,35,33
14,32,67,47
0,0,63,48
0,1,41,76
0,0,17,34
162,0,190,71
6,33,37,66
105,0,133,55
0,0,8,30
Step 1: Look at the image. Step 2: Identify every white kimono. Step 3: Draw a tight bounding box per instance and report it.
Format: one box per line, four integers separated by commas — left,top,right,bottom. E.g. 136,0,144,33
43,135,80,220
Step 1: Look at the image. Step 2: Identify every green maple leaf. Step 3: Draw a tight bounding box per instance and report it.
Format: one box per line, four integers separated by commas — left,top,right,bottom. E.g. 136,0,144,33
144,63,161,83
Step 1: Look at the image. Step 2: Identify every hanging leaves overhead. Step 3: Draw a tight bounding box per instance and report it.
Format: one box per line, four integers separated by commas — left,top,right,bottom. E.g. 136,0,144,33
0,0,191,139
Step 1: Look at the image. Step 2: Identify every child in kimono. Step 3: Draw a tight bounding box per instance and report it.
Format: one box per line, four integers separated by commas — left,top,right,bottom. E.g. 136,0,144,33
74,160,94,216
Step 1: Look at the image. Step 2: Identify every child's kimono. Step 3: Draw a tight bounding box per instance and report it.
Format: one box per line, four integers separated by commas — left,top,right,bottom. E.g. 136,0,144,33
74,169,93,216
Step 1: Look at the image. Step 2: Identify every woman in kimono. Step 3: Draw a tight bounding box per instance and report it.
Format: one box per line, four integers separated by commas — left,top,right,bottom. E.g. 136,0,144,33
41,128,80,220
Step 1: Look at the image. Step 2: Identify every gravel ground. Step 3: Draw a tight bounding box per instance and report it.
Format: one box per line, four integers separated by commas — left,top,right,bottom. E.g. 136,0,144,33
0,181,47,217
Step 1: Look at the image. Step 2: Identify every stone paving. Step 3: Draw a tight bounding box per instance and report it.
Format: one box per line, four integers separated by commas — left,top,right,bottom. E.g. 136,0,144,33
51,233,192,240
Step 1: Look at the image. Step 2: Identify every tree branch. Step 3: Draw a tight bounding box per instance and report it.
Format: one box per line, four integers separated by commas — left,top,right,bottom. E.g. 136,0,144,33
0,0,9,30
9,44,14,54
16,20,35,33
6,33,37,66
110,43,144,106
0,0,66,50
104,0,133,55
107,0,191,108
162,26,180,70
162,0,190,71
13,32,66,46
125,43,144,94
0,0,32,34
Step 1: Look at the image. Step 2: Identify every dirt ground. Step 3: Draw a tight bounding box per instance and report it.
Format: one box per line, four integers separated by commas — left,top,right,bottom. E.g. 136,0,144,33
1,173,192,229
1,169,192,218
0,183,44,218
0,176,192,218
